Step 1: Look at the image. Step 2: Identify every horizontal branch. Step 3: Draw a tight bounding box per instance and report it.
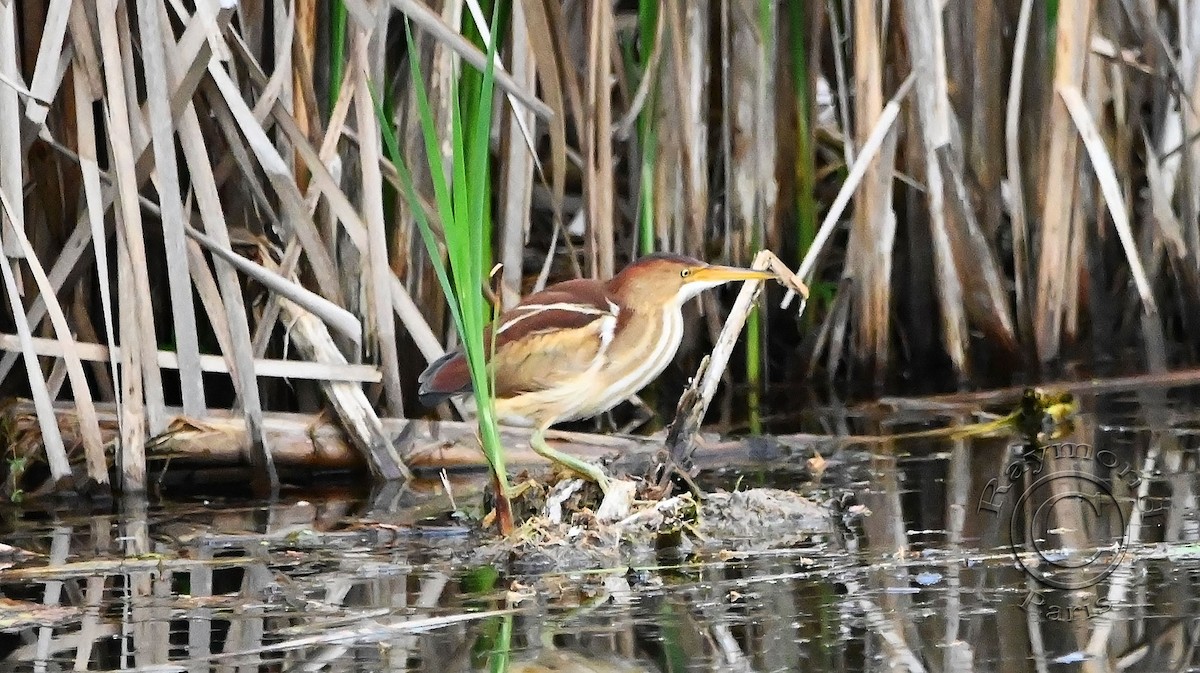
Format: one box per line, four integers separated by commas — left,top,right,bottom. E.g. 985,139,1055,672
0,333,381,383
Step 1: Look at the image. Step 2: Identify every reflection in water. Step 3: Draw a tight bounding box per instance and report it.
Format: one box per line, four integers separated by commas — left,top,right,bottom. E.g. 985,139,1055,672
1,389,1199,672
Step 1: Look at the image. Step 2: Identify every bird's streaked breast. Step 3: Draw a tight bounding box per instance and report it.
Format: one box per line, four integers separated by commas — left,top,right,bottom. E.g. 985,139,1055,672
568,305,683,420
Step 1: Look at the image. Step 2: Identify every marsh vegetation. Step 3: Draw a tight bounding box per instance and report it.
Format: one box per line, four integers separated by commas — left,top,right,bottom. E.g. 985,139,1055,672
3,1,1200,670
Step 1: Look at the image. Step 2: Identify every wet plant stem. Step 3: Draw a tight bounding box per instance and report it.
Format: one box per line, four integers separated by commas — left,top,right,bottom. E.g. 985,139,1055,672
489,614,513,673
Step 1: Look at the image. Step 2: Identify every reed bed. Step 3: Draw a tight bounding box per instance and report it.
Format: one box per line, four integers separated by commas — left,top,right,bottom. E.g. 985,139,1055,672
0,0,1197,494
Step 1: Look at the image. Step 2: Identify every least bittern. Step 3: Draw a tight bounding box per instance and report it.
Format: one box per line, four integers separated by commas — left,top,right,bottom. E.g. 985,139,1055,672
418,253,777,491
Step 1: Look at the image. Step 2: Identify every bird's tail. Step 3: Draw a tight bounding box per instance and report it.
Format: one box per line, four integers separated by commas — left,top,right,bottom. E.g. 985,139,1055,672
416,350,473,408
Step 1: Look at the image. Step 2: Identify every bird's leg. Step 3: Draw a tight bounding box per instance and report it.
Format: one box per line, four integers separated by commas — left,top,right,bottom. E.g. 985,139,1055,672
529,426,612,494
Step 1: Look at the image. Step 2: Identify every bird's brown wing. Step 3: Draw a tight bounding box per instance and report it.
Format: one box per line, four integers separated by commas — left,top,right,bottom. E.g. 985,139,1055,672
417,279,617,406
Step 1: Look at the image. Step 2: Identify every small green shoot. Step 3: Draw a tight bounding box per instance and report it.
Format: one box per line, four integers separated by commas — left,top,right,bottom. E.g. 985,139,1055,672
328,1,348,110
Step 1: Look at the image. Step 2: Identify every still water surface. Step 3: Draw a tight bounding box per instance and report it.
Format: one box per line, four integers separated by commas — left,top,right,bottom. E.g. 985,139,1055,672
2,386,1199,672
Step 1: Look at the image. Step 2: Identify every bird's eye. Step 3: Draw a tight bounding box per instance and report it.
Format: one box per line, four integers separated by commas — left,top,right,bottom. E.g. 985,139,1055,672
680,268,691,278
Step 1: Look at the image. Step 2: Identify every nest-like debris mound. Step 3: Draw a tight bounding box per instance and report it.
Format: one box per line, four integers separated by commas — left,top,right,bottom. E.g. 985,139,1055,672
474,474,837,572
699,488,832,550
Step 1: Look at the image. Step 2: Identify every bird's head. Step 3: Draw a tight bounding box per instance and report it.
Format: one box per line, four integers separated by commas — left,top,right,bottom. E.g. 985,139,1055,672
609,253,776,307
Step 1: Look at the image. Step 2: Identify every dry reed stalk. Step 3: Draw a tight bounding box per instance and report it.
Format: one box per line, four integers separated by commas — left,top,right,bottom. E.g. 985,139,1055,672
272,1,298,184
21,4,72,264
171,76,273,488
718,0,733,265
388,275,448,364
783,74,915,307
720,0,776,421
0,202,107,488
354,29,406,417
0,331,381,383
71,48,121,462
391,0,552,120
1006,0,1036,350
657,45,680,257
498,0,537,309
901,0,970,382
137,0,206,417
966,0,1004,238
98,0,168,489
293,0,317,188
1034,0,1094,364
1143,132,1200,324
66,1,102,95
183,237,237,370
69,287,114,400
114,223,146,491
460,0,541,167
585,0,616,279
226,52,359,355
0,5,230,389
668,0,710,253
938,147,1017,354
117,7,149,149
0,233,71,487
1061,85,1158,317
430,0,463,188
519,0,571,247
311,65,443,381
728,0,775,259
700,252,806,405
203,65,347,307
185,225,362,345
1182,11,1200,268
0,1,25,270
847,0,893,386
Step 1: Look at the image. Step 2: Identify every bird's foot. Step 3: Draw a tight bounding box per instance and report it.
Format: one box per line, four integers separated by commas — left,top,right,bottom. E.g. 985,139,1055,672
530,431,613,495
556,462,610,495
566,460,614,494
591,471,612,496
506,478,541,501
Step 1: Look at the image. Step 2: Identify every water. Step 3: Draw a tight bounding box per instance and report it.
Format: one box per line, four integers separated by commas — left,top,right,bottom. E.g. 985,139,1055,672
2,386,1199,672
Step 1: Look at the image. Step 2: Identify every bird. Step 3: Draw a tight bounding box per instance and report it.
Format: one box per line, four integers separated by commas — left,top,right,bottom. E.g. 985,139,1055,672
417,253,777,492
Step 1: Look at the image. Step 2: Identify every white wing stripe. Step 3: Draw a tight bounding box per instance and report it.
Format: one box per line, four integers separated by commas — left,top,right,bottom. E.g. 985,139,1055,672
495,302,612,335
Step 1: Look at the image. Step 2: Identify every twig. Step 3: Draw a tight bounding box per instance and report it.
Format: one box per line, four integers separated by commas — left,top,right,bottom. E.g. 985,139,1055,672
666,250,808,465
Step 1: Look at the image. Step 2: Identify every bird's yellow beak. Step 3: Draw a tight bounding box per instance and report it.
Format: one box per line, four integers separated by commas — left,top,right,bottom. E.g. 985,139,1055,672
689,265,776,283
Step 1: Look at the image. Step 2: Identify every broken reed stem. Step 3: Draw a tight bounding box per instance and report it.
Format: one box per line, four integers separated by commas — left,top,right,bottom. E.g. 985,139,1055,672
275,294,411,482
782,73,915,307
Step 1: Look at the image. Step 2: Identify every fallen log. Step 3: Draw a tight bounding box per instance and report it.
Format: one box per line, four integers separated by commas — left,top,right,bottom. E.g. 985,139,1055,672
0,399,818,480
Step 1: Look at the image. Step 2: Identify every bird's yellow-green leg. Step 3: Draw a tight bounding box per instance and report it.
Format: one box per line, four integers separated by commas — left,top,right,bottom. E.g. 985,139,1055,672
530,426,611,494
